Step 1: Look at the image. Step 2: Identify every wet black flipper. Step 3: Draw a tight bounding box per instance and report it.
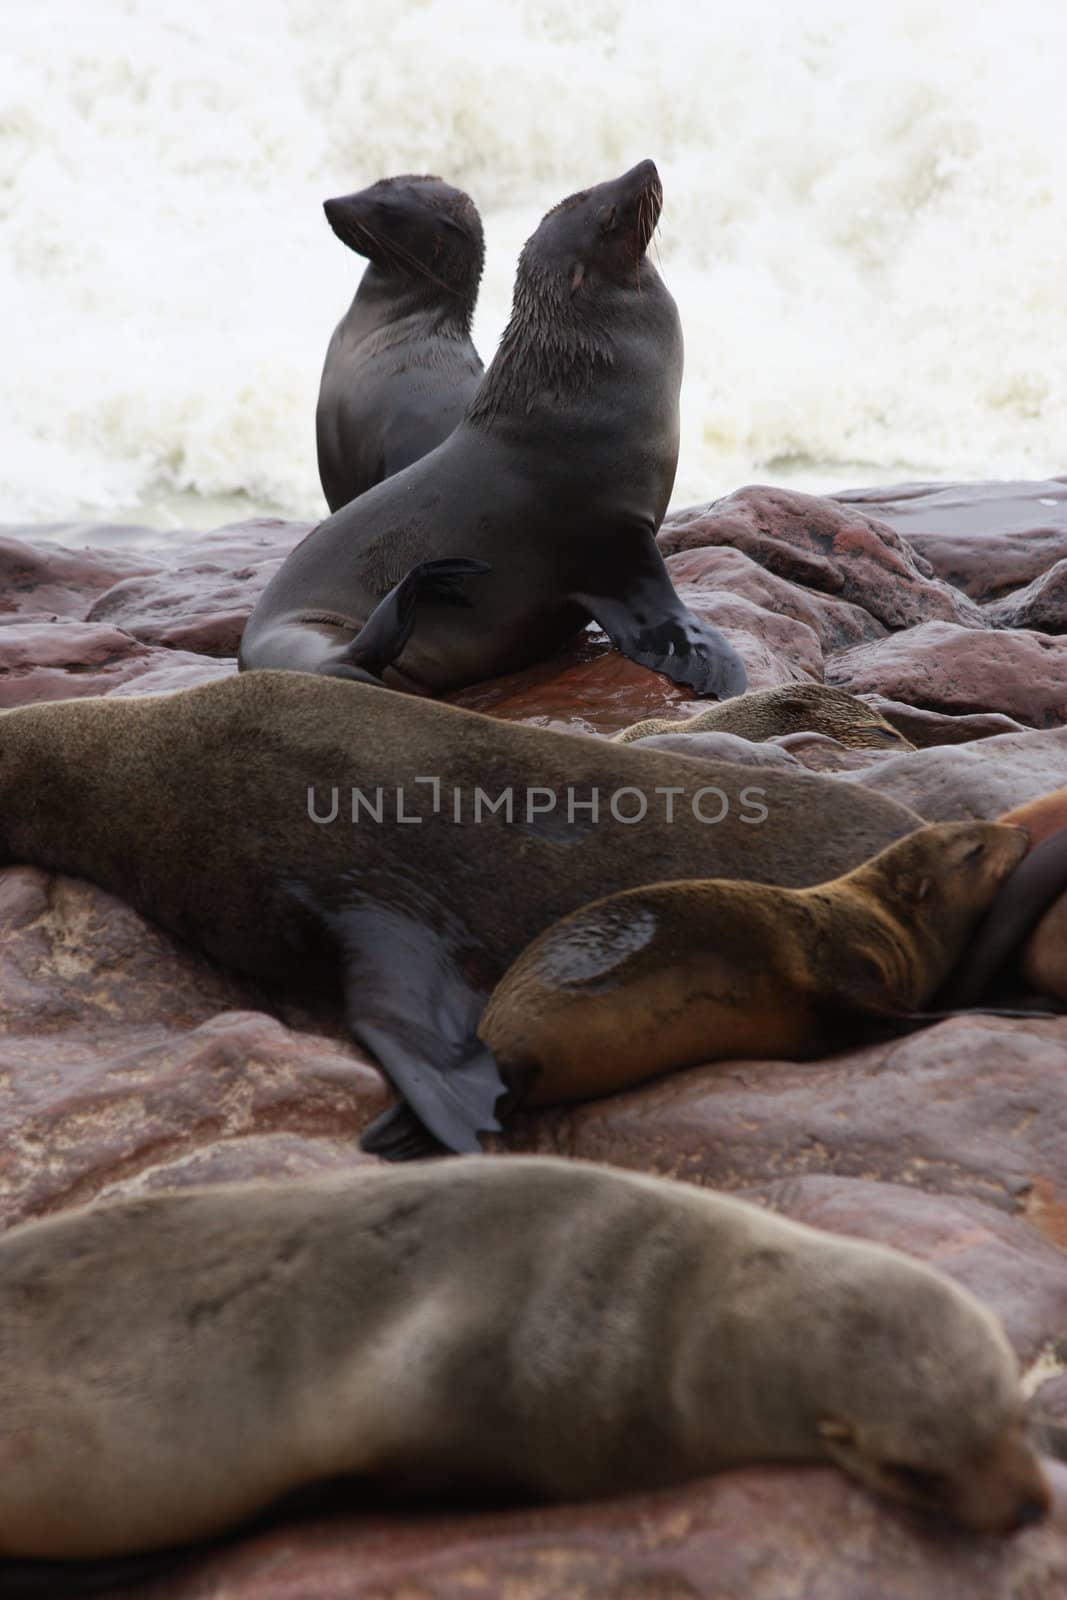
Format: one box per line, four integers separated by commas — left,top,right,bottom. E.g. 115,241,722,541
331,557,491,683
576,530,747,699
311,892,505,1158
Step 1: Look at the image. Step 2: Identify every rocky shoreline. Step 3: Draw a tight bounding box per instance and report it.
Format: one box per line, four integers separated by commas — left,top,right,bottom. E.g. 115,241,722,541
3,478,1067,1597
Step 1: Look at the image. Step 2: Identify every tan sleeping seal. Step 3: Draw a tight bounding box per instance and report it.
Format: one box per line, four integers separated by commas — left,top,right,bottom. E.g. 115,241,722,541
0,671,924,1161
480,821,1029,1103
0,1157,1049,1570
614,682,915,748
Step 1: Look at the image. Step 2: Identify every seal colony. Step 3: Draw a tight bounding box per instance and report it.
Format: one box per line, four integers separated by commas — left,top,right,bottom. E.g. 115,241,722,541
315,175,485,512
240,162,749,700
481,821,1029,1103
0,671,924,1157
0,1158,1049,1567
614,682,916,749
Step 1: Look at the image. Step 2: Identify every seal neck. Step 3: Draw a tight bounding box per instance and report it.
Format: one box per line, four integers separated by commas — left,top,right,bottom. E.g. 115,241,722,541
467,253,659,429
354,259,479,338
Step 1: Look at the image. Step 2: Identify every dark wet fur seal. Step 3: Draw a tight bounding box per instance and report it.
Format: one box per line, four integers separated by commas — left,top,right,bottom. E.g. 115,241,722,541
0,672,923,1159
481,822,1029,1103
614,682,915,749
936,821,1067,1008
0,1158,1048,1574
316,175,484,512
240,161,748,700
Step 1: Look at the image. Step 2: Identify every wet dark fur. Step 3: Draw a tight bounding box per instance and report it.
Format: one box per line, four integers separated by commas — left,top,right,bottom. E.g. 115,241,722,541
316,174,484,512
243,161,748,700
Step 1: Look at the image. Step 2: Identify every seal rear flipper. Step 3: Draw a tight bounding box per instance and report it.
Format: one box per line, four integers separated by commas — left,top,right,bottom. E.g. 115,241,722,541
335,557,491,682
574,531,747,699
360,1101,448,1161
353,1020,504,1158
319,896,504,1157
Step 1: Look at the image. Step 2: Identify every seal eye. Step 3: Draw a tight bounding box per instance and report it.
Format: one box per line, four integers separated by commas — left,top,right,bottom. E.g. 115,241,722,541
599,205,618,234
962,842,987,863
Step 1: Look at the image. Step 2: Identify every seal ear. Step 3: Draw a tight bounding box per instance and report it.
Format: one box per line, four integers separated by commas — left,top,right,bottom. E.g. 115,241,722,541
819,1419,854,1443
570,261,585,293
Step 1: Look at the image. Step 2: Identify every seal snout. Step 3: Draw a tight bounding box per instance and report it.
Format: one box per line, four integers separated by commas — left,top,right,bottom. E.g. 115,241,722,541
323,192,373,255
617,158,663,243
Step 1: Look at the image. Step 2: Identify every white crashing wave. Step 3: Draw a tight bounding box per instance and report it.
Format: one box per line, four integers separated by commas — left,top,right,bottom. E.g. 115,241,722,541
1,0,1065,523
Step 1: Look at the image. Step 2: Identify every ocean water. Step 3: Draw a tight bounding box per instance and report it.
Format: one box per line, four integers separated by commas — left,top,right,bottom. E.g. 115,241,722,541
3,0,1065,529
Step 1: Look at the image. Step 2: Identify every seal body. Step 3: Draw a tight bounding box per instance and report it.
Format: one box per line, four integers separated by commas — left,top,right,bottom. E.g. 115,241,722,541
316,175,485,512
0,672,922,1156
614,683,915,748
0,1158,1048,1561
240,162,747,699
480,822,1030,1102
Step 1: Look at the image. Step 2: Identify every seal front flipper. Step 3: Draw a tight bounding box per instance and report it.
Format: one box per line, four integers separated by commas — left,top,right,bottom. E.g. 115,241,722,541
328,557,491,685
575,531,747,699
312,893,505,1157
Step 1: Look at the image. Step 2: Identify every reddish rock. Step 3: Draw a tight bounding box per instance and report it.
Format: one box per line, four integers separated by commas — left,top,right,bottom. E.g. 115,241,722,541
0,536,161,620
86,519,313,658
843,728,1067,821
865,696,1030,747
659,486,985,630
986,559,1067,633
0,869,387,1227
448,620,812,736
829,623,1067,727
835,479,1067,601
667,544,885,652
507,1015,1067,1239
102,1464,1067,1600
0,620,233,707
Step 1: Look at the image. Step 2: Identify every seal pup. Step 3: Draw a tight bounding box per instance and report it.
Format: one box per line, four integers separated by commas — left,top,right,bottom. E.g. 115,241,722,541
480,821,1030,1103
316,175,485,512
240,161,748,700
0,1158,1049,1568
614,682,915,748
0,671,922,1159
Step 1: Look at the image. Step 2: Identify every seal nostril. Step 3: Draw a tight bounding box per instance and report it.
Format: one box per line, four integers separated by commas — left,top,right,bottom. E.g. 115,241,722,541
1013,1495,1049,1530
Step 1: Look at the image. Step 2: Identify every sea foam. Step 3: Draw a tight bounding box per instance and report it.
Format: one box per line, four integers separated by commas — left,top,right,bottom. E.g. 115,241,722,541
2,0,1064,523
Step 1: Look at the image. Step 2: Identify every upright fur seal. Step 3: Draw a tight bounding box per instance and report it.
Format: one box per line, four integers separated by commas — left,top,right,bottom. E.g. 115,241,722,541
0,1158,1048,1571
240,162,748,699
0,672,920,1158
480,822,1029,1102
614,682,916,749
316,175,485,512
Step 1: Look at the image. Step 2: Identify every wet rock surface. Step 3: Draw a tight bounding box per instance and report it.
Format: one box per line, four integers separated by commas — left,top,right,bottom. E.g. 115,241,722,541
5,484,1067,1598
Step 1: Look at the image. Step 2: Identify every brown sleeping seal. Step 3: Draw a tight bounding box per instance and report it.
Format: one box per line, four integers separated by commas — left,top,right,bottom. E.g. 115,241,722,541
316,174,484,512
0,671,923,1159
240,161,748,699
480,822,1029,1102
0,1157,1049,1576
614,682,915,749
